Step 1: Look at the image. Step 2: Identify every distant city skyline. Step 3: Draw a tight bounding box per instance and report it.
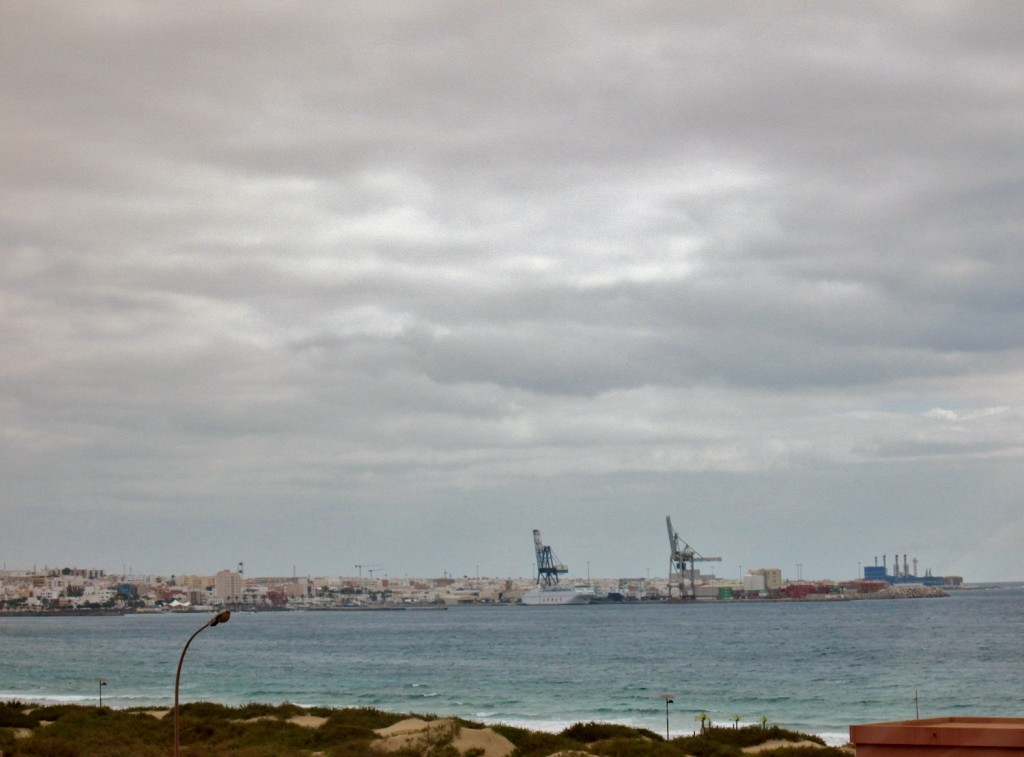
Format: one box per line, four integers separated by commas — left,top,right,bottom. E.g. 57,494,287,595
0,546,970,586
2,3,1022,583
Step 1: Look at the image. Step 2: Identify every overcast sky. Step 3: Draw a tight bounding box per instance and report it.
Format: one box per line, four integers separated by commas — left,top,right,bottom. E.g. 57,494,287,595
2,2,1022,583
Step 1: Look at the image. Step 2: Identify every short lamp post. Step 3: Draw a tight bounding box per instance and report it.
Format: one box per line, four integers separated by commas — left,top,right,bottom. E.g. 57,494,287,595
97,677,107,707
661,693,674,740
174,610,230,757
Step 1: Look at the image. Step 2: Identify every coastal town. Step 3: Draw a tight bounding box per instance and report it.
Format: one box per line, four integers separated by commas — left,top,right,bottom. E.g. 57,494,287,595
0,561,959,614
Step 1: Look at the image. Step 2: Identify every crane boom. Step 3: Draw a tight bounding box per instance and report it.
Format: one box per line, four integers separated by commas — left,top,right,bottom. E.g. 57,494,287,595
532,529,569,587
666,515,721,600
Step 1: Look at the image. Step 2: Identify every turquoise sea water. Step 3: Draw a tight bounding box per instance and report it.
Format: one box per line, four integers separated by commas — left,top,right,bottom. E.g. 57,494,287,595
2,588,1023,744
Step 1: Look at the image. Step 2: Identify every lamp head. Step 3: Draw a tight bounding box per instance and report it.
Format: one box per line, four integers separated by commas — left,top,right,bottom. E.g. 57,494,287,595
210,610,231,626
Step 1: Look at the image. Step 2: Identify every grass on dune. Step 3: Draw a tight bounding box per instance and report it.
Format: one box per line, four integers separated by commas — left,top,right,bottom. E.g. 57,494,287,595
0,701,846,757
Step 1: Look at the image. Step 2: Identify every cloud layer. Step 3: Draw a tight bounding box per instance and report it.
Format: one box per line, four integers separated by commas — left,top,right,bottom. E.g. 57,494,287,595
2,2,1022,581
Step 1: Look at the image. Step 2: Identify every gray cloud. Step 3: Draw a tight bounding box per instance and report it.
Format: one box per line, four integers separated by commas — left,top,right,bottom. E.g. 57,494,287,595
2,1,1022,581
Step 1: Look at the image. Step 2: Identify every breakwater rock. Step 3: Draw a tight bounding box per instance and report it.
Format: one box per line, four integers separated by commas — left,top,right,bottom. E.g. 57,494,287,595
852,584,948,599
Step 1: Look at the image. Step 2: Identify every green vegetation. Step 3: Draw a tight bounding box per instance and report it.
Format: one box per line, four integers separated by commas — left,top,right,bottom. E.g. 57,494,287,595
0,701,848,757
561,722,663,743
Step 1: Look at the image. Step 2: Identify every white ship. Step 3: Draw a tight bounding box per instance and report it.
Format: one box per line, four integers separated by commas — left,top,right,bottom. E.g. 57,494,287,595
522,585,593,605
522,529,592,605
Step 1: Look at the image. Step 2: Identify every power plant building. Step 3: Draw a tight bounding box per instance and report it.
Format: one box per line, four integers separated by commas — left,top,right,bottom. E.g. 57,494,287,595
863,553,945,587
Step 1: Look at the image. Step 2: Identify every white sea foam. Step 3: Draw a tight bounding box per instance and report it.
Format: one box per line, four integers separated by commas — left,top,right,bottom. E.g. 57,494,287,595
819,732,851,747
0,693,94,704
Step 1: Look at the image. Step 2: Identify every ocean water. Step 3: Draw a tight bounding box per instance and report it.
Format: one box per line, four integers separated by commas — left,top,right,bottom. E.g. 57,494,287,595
2,587,1023,745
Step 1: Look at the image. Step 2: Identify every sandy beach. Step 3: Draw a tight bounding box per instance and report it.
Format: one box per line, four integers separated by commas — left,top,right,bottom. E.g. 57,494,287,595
130,709,515,756
372,717,515,757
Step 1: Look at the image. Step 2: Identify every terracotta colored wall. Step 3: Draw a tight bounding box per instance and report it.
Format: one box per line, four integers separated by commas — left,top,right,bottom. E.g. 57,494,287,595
851,718,1024,757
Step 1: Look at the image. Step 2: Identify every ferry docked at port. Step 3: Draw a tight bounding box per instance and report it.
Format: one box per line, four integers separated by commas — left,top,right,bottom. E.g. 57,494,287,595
523,529,593,605
521,584,593,605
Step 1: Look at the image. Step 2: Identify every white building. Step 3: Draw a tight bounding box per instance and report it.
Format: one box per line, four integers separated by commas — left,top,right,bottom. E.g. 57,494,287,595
744,568,783,592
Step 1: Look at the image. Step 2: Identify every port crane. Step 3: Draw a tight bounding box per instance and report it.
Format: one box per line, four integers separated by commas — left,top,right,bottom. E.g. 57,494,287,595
354,564,382,589
666,516,721,600
533,529,568,587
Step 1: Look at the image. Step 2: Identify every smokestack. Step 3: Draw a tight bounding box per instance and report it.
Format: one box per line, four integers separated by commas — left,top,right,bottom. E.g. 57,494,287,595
903,554,908,577
882,555,887,573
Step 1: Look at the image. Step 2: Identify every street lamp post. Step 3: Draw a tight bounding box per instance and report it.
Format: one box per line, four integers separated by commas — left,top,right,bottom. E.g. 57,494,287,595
174,610,230,757
661,693,674,740
97,678,107,707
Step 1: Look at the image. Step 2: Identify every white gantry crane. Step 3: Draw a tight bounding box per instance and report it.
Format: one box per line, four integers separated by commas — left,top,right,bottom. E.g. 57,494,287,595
666,516,721,600
533,529,569,587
